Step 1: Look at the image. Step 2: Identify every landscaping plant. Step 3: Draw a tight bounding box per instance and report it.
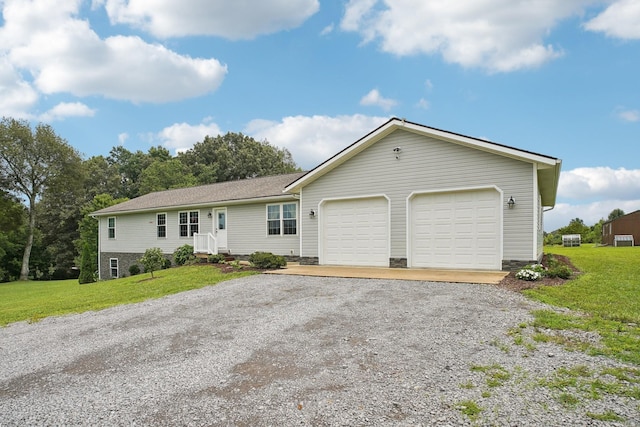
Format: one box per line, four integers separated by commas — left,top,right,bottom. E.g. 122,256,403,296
139,248,165,278
173,244,195,266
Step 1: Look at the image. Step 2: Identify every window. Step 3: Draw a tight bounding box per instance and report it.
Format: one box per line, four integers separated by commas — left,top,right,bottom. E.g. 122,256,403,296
107,217,116,239
267,203,297,236
157,213,167,238
110,258,118,278
179,211,199,237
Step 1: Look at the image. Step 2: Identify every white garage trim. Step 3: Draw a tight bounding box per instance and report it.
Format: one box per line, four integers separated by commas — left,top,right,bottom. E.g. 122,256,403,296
319,194,390,266
407,186,503,270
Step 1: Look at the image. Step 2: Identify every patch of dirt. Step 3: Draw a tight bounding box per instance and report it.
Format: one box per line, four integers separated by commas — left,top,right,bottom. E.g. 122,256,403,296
496,254,580,292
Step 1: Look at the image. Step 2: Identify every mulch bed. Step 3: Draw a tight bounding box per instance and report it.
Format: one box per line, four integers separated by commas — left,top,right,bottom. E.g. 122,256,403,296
495,254,580,292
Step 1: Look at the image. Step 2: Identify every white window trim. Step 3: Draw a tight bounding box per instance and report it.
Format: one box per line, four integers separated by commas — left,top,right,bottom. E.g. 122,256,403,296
179,210,200,238
157,212,167,239
107,217,116,240
109,258,119,278
266,202,298,237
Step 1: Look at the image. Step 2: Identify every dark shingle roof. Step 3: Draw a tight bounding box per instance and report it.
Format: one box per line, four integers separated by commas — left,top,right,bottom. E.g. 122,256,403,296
92,172,306,216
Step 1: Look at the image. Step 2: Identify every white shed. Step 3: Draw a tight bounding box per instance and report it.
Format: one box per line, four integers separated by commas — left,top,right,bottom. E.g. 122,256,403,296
562,234,581,247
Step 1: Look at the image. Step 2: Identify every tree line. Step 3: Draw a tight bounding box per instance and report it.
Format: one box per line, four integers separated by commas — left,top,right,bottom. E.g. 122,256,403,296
0,117,299,282
543,208,626,246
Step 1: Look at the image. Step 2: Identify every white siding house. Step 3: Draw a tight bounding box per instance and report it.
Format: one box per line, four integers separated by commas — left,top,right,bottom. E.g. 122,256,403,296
92,118,561,278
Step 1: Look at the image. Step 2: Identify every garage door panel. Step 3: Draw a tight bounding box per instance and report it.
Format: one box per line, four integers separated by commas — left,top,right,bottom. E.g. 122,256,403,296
411,189,500,270
322,197,388,267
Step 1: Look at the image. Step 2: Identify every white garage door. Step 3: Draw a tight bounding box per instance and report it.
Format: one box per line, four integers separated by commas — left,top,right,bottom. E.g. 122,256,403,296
410,189,500,270
322,197,388,266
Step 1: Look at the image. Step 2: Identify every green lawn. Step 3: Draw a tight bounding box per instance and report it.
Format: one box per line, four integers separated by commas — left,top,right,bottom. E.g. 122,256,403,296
526,245,640,365
0,265,258,326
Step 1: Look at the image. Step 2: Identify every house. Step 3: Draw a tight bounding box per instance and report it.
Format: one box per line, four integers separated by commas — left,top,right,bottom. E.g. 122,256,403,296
602,210,640,246
92,118,561,279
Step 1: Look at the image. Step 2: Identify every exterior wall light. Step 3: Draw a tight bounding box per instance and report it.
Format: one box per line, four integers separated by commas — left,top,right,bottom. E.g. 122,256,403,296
393,147,401,160
207,211,212,218
309,209,316,218
507,196,516,209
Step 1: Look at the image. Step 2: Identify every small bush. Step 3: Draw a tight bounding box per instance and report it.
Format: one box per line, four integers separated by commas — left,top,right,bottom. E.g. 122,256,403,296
249,251,286,269
208,253,226,264
128,264,141,276
173,244,195,266
547,265,572,279
140,248,165,278
162,258,172,269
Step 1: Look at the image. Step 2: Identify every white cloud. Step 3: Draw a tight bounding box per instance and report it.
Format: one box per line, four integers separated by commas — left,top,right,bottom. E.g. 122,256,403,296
244,114,390,170
584,0,640,39
39,102,96,122
558,167,640,201
544,199,640,232
102,0,319,39
541,166,640,230
118,133,129,145
360,89,398,111
616,108,640,122
340,0,591,72
0,57,38,118
156,121,223,153
416,98,429,109
0,0,227,105
320,23,335,36
425,79,433,91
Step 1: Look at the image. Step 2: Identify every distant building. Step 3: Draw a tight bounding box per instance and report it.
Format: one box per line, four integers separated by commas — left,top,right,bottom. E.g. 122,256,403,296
602,210,640,246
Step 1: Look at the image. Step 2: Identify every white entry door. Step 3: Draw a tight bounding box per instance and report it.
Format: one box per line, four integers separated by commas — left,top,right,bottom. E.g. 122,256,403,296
214,208,227,249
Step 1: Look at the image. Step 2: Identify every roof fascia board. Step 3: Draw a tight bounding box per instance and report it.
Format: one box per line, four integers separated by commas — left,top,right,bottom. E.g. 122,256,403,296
285,118,560,193
91,194,298,217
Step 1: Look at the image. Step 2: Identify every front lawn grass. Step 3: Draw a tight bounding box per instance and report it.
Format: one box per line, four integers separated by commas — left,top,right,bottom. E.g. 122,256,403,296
525,245,640,364
0,265,258,326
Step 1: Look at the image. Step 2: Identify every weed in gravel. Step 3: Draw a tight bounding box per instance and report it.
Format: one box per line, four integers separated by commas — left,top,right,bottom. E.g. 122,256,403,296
471,364,512,388
459,381,474,389
455,399,483,421
489,338,510,354
586,410,625,422
558,392,580,407
537,363,640,415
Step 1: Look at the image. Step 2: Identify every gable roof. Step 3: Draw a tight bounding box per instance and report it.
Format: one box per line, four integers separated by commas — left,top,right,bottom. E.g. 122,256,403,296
284,117,562,206
92,172,306,216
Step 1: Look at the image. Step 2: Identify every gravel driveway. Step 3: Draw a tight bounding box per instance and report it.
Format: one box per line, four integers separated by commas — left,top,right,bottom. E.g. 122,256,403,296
1,275,637,426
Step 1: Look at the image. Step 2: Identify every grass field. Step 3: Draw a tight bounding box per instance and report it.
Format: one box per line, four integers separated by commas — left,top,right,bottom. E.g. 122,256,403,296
0,265,258,326
526,245,640,365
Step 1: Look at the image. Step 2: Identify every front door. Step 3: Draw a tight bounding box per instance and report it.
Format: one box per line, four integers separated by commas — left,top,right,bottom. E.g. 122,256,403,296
214,208,227,249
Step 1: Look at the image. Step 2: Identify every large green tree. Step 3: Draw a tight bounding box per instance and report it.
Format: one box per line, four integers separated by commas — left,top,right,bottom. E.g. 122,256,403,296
138,159,197,194
608,208,625,221
0,118,82,280
178,132,299,184
0,191,28,282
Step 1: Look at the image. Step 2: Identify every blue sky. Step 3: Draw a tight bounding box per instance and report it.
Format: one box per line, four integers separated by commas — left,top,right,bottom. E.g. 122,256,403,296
1,0,639,231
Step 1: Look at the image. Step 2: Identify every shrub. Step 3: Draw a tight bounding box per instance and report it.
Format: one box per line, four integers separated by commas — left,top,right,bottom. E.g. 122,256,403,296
78,242,96,284
162,258,172,269
208,253,226,264
128,264,141,276
139,248,165,278
248,251,286,269
173,244,195,266
546,265,572,279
